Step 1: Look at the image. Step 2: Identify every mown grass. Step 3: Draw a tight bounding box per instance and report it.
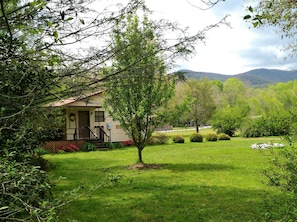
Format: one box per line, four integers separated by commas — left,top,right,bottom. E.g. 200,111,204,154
46,136,284,221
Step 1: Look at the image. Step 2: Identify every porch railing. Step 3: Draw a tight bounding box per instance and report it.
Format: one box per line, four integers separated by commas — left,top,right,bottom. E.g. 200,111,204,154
68,127,110,142
94,126,111,142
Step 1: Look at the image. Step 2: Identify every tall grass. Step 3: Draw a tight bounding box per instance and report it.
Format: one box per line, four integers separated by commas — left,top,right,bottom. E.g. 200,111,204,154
46,136,283,221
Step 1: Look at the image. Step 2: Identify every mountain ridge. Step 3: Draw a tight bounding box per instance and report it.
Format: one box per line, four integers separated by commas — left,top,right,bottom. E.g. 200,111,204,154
181,68,297,87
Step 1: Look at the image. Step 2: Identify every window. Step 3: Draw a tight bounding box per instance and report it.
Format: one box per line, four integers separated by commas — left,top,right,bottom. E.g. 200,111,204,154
95,111,105,122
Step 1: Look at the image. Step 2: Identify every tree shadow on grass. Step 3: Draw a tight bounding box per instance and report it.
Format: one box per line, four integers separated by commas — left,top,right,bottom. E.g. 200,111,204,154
125,163,235,172
161,163,235,172
59,182,283,222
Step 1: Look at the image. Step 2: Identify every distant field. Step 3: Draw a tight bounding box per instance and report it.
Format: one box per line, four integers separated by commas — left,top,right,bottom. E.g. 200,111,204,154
155,126,215,138
46,136,285,221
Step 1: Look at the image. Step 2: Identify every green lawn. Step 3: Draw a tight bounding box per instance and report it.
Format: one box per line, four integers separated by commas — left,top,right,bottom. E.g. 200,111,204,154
46,136,284,221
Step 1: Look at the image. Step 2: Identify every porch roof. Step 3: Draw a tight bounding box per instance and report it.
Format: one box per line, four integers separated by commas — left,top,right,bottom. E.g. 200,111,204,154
47,91,103,107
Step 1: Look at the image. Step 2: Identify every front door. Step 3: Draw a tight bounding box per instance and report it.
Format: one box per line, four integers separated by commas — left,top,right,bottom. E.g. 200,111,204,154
78,111,90,139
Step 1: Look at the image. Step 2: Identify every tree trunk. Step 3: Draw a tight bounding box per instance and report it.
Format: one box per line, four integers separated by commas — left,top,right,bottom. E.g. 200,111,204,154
137,148,143,163
195,119,199,133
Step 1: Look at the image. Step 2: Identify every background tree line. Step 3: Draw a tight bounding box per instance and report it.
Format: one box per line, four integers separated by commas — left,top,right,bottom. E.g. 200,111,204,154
168,77,297,138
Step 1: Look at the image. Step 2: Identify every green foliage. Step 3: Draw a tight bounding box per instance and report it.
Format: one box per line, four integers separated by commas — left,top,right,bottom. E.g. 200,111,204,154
179,78,217,131
263,145,297,221
241,114,291,138
223,78,247,107
241,117,265,138
148,133,169,145
34,147,50,156
218,133,231,140
205,133,218,142
104,142,122,149
166,95,194,127
113,142,123,149
81,142,97,152
30,155,55,171
0,157,56,221
104,142,115,149
212,106,243,136
172,135,185,143
104,12,175,163
190,133,203,142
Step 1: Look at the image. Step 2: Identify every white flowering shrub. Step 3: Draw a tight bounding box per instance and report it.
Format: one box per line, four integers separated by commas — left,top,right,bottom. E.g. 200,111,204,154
250,143,285,150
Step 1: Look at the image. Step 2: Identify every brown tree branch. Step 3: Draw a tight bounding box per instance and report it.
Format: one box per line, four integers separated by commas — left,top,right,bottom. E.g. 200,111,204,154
0,0,13,51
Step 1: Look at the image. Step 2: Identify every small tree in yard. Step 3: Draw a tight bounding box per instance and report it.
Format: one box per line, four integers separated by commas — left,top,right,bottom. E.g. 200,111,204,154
103,6,214,163
104,13,175,163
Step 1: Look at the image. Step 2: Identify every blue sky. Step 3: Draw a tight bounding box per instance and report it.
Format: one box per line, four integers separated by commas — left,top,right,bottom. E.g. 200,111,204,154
146,0,297,74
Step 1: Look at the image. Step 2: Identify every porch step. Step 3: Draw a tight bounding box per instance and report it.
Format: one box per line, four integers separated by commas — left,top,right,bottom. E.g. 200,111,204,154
87,140,109,151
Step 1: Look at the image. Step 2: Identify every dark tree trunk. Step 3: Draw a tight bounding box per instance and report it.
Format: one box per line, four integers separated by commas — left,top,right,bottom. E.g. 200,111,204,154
137,147,143,163
195,119,199,133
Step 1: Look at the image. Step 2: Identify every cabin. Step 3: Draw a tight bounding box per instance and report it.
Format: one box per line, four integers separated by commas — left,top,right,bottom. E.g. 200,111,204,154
45,91,131,151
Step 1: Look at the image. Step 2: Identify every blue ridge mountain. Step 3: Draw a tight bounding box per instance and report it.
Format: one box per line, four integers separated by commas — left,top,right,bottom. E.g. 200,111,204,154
180,68,297,87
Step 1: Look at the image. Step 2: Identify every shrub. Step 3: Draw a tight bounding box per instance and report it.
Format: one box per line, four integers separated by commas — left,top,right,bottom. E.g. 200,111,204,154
172,135,185,143
211,106,245,136
148,133,169,145
81,142,97,152
190,133,203,142
205,133,218,141
218,133,231,140
33,147,50,155
104,142,115,149
263,145,297,221
148,136,158,145
0,158,56,221
241,117,268,137
121,140,134,147
59,143,80,152
113,142,123,148
241,114,291,138
30,156,55,171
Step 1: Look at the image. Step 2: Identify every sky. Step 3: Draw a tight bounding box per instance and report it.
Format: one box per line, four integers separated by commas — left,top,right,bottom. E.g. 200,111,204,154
144,0,297,75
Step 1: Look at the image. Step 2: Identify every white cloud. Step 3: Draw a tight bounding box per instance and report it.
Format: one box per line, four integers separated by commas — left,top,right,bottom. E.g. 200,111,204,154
146,0,297,74
86,0,297,74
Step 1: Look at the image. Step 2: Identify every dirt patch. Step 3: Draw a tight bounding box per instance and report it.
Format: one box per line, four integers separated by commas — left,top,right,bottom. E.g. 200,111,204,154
127,163,163,170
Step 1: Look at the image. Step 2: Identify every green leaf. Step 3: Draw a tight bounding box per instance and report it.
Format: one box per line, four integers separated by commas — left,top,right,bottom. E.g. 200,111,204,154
29,29,39,35
248,6,254,13
253,22,259,28
79,19,85,25
244,15,251,20
53,31,59,40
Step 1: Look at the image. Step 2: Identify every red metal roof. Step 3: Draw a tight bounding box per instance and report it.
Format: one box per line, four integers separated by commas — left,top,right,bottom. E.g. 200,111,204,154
47,91,103,107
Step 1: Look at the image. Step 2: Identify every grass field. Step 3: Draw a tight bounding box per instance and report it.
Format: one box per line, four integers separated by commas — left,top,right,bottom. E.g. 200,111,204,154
46,134,285,221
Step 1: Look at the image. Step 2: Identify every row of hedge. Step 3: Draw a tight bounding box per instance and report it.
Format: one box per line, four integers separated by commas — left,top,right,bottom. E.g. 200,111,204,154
173,133,230,144
40,133,230,154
